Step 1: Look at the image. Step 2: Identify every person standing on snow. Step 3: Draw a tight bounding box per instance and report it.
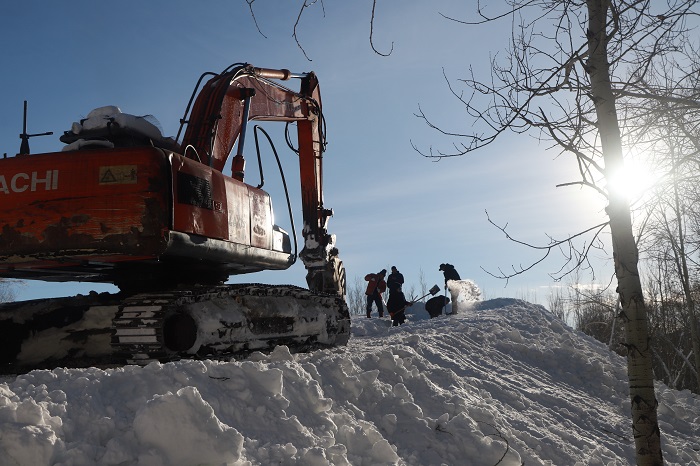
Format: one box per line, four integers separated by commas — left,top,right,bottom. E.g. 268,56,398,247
439,263,461,315
365,269,387,318
387,289,411,326
386,266,404,295
439,263,460,287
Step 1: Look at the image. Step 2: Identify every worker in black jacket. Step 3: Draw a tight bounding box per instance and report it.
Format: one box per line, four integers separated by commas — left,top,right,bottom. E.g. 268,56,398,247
387,289,411,326
439,263,461,315
439,263,460,287
425,295,450,318
386,266,404,295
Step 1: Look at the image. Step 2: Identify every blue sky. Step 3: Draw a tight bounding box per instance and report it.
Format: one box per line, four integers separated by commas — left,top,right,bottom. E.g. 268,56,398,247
0,1,611,303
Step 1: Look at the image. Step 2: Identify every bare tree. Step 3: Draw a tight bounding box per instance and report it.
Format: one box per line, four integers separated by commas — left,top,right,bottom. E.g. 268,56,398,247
407,2,700,463
418,268,428,302
644,265,700,391
625,52,700,393
547,286,567,322
405,283,418,303
645,153,700,390
571,286,621,352
347,275,366,316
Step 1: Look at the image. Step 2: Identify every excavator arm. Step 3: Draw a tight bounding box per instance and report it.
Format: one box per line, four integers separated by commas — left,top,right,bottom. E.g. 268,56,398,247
180,64,345,296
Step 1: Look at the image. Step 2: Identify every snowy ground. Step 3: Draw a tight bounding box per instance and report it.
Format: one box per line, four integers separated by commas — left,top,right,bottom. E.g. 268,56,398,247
1,282,699,465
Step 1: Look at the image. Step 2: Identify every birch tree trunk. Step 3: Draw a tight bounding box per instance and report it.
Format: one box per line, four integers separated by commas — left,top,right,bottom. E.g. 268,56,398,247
587,1,663,463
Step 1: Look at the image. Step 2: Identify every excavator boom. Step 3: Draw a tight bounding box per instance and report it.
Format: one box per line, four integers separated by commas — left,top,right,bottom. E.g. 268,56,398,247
178,64,344,295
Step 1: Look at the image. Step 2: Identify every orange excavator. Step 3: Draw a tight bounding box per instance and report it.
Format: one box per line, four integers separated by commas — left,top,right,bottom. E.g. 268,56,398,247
0,63,350,372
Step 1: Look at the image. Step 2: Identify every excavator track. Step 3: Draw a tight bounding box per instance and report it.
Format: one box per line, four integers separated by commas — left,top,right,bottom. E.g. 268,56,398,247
0,284,350,374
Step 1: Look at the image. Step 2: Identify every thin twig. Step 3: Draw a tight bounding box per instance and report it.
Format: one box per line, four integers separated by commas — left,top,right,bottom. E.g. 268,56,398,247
370,0,394,56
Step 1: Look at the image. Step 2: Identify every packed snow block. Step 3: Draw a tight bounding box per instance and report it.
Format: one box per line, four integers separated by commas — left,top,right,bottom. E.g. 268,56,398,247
425,296,449,318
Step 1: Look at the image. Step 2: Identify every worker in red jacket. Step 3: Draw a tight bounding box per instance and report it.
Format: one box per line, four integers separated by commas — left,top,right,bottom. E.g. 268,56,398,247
365,269,387,318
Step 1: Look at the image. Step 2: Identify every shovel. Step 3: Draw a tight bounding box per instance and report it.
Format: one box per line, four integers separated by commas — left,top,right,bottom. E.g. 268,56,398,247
414,284,441,304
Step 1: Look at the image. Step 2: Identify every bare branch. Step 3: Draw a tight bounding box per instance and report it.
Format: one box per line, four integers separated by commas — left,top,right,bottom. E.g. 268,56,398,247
482,210,609,285
370,0,393,57
293,0,326,61
244,0,268,38
438,0,538,26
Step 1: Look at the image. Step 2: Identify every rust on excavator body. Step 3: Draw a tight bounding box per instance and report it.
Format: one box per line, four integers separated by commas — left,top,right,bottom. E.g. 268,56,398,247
0,147,171,279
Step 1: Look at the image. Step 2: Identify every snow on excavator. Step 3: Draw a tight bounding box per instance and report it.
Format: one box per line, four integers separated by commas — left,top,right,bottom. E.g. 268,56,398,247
0,63,350,373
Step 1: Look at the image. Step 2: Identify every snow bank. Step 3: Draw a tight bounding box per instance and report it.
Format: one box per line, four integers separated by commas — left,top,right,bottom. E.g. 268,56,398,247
0,295,698,465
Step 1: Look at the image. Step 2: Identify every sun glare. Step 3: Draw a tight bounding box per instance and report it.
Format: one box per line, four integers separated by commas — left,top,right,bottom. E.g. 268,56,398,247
605,153,662,203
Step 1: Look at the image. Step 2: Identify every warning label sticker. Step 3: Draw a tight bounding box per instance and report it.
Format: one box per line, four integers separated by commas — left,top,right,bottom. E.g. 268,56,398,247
99,165,137,184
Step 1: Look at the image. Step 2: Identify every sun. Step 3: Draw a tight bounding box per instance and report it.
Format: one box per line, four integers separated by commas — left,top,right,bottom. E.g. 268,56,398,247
605,153,662,204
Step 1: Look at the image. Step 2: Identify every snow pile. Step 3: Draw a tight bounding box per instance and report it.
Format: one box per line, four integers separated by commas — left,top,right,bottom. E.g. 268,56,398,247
61,105,175,151
447,278,482,314
1,289,699,465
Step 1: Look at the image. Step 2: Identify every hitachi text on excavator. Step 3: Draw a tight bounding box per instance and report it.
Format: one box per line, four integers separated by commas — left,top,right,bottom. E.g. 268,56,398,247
0,63,350,373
